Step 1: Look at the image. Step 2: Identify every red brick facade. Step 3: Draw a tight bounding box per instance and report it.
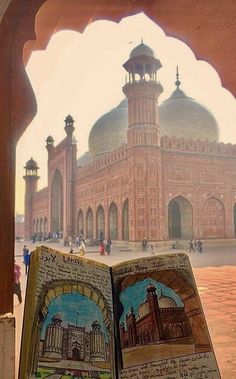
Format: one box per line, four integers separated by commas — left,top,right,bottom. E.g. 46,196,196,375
24,47,236,243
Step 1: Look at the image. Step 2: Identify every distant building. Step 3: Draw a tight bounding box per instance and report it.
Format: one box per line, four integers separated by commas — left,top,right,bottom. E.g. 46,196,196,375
40,314,110,362
24,42,236,244
119,283,192,348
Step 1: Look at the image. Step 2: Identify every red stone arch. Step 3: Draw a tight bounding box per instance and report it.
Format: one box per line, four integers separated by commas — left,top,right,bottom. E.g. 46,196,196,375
36,218,40,234
201,196,225,238
86,207,94,239
108,201,118,240
43,217,48,237
33,219,36,234
39,217,43,240
168,195,193,239
122,198,129,241
234,203,236,237
96,204,105,239
77,209,84,236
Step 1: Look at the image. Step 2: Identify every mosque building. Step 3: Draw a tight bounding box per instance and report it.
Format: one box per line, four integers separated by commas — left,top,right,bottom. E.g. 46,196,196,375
39,314,110,362
23,42,236,245
119,283,192,349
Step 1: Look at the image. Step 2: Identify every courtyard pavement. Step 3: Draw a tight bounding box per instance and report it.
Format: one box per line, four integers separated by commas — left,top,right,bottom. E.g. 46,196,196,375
14,241,236,378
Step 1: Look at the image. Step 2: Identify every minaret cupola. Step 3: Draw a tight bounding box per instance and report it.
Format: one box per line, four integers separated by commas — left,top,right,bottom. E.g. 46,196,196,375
123,40,163,146
64,114,75,136
46,135,54,154
24,157,39,178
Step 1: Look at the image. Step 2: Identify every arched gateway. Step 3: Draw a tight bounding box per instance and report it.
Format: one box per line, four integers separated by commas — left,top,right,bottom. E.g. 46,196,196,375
168,196,193,239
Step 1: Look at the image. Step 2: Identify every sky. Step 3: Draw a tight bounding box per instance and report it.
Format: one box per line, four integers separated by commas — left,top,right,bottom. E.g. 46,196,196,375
41,292,108,340
15,12,236,214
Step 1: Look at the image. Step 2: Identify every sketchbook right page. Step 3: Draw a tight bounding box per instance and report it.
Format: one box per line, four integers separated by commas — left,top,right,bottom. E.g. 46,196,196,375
112,253,221,379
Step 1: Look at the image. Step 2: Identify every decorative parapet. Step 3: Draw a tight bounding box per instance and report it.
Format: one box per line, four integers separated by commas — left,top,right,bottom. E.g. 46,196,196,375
161,135,236,156
32,187,48,201
78,144,128,177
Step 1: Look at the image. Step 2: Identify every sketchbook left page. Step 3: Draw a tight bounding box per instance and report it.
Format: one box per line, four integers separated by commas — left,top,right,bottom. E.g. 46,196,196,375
19,245,115,379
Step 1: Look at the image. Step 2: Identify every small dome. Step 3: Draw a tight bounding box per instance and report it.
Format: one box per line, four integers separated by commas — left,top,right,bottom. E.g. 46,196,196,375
92,320,101,331
46,135,54,143
130,42,155,58
65,114,74,123
25,157,38,169
159,83,219,141
158,296,177,308
147,283,156,293
52,314,62,323
88,99,128,157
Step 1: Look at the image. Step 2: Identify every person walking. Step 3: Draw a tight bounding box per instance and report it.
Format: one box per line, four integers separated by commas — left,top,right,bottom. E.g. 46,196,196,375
79,241,86,256
189,239,195,252
99,240,105,256
150,243,155,256
22,245,29,261
14,261,22,304
142,237,148,252
106,239,112,255
197,239,203,253
23,249,30,275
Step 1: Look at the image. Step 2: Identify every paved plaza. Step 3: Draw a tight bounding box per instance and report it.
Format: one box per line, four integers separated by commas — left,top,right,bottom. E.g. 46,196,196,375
14,241,236,378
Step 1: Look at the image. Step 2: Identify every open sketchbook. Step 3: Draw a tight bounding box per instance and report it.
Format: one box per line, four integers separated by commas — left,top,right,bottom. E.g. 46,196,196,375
19,245,221,378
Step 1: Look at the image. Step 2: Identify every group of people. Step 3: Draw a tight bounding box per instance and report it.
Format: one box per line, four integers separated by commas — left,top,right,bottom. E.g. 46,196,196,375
189,239,203,253
99,237,112,256
68,234,86,256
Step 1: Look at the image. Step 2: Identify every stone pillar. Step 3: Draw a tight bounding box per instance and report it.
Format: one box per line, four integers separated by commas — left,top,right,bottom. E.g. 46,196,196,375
0,316,15,379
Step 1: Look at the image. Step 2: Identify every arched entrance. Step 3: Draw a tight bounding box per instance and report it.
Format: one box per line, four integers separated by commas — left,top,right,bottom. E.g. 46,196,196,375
168,196,193,239
234,204,236,237
96,205,105,239
122,199,129,240
77,210,84,236
72,342,81,361
201,197,225,238
51,170,63,233
86,208,94,238
109,202,118,240
43,217,48,238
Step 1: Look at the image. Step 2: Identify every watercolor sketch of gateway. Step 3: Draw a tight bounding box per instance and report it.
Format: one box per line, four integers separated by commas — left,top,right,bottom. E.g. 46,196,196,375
118,274,212,369
35,290,112,379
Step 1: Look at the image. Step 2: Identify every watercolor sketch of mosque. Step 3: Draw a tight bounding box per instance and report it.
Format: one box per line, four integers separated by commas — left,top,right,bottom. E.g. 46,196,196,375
36,291,112,379
119,277,195,368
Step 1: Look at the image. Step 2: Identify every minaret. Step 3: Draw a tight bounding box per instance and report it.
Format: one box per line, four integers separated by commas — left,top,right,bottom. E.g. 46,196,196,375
64,115,77,238
123,40,163,146
122,41,164,241
46,135,54,156
90,320,106,361
146,283,164,341
64,114,75,137
23,157,39,240
43,314,64,359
